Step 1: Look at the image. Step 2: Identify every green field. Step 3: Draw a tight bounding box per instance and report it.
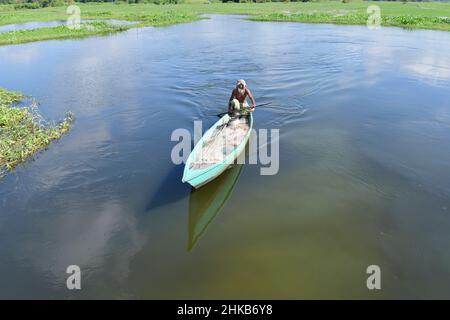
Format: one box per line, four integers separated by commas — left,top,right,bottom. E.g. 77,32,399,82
1,1,450,45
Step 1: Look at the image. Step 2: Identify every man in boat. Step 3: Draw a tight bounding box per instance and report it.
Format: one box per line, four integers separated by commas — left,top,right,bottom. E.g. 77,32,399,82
228,79,256,115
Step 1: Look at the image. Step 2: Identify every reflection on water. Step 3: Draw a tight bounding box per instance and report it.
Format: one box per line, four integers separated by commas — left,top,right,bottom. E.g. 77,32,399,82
0,15,450,299
188,165,243,251
0,21,67,33
146,165,189,211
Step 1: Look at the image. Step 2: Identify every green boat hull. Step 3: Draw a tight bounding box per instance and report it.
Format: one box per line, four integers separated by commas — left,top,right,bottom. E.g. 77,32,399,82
187,164,244,251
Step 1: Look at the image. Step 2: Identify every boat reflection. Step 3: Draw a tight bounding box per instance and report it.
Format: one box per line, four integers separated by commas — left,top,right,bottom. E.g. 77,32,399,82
187,164,244,251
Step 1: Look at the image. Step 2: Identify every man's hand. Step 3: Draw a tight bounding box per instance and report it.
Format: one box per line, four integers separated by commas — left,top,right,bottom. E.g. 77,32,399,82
228,101,234,114
250,105,256,112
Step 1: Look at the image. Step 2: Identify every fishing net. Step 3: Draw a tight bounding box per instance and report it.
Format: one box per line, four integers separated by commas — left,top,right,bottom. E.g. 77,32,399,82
190,116,250,170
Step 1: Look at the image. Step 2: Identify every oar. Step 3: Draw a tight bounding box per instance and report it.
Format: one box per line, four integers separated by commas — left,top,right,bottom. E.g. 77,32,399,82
213,102,272,117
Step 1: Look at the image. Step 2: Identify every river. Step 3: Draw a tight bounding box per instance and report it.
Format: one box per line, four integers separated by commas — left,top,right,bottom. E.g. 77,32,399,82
0,15,449,298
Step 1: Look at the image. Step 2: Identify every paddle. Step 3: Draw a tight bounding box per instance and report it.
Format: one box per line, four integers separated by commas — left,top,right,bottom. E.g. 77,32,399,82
213,102,272,118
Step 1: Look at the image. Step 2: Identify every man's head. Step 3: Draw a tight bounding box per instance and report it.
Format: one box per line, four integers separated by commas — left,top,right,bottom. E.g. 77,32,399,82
236,79,246,94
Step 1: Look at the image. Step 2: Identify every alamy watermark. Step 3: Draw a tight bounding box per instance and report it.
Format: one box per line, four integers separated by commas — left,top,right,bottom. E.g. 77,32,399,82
66,5,81,30
366,265,381,290
66,265,81,290
367,5,382,30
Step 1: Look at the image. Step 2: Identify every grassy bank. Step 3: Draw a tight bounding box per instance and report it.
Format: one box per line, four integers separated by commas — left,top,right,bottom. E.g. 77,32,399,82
1,2,450,44
0,88,73,178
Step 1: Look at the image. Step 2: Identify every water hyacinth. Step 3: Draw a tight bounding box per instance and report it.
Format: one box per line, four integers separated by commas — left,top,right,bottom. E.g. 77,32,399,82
0,22,130,45
0,88,74,178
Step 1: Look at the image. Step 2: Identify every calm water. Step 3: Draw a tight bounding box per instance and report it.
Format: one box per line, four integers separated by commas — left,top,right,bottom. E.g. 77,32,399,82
0,15,449,299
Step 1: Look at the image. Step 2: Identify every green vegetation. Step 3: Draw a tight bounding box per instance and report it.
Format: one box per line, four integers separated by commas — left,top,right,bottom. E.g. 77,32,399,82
1,1,450,44
13,0,68,9
0,21,132,45
0,4,199,45
0,88,73,177
251,12,450,31
0,2,199,26
1,0,184,9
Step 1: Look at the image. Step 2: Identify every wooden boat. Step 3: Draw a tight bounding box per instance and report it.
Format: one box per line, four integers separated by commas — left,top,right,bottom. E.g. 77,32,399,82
182,113,253,188
187,164,244,251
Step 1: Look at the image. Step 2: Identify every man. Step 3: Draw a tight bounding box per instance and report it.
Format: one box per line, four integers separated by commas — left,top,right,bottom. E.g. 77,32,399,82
228,79,256,115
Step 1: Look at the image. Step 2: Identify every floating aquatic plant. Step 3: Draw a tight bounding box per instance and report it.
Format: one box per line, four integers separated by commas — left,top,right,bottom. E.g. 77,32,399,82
0,88,74,179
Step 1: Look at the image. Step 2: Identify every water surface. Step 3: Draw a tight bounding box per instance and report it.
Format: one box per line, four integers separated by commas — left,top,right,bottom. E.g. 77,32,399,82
0,15,449,299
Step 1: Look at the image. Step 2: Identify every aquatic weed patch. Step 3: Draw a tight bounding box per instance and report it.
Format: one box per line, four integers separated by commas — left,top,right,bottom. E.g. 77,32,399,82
0,21,130,45
0,12,198,45
383,15,450,30
135,10,199,27
0,88,73,178
250,11,450,31
250,12,368,25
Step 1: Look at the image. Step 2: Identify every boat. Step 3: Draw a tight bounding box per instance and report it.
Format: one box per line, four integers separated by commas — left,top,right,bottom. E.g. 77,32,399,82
187,164,244,251
182,112,253,188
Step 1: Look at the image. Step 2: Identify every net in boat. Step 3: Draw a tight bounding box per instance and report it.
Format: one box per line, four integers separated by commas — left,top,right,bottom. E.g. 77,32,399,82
190,116,249,170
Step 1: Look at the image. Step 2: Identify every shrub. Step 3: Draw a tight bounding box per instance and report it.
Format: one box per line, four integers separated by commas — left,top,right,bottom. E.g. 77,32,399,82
14,2,41,9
